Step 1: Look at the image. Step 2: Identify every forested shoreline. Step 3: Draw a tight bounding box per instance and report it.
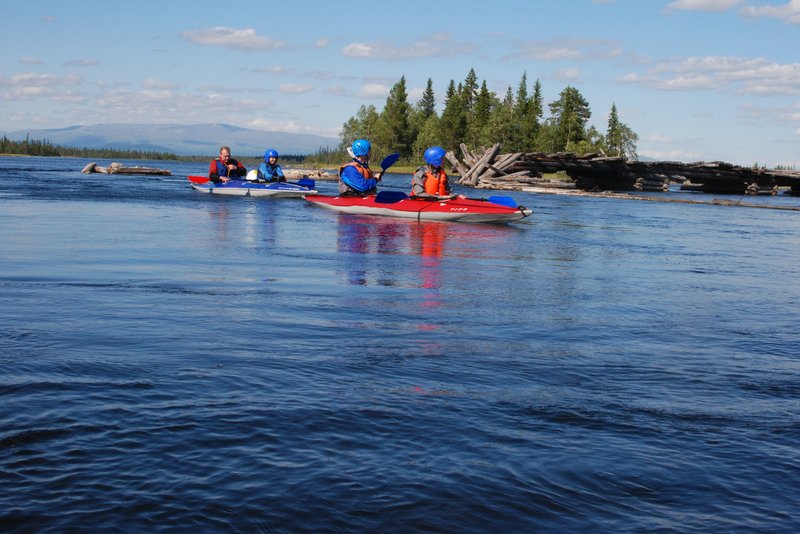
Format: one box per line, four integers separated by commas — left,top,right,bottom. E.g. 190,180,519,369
305,69,639,166
0,135,180,160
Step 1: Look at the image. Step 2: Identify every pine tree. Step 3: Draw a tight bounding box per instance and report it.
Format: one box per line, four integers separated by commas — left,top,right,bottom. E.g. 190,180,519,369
375,76,412,157
467,80,493,147
439,80,467,151
418,78,436,119
548,86,591,152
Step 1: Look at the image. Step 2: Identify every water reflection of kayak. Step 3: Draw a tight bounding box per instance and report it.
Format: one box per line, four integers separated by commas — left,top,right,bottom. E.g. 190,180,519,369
306,191,533,224
186,176,317,197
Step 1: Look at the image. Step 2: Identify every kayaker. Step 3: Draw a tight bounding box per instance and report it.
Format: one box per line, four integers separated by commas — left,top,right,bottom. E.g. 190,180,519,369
411,146,458,199
257,149,286,182
209,146,247,183
339,139,378,196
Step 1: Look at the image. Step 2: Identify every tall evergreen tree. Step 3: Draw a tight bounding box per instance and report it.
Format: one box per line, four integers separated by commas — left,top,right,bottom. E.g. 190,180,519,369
418,78,436,119
467,80,493,147
606,103,622,155
605,103,639,159
439,80,467,151
376,76,412,157
484,86,515,148
548,85,591,152
461,68,479,114
527,79,544,149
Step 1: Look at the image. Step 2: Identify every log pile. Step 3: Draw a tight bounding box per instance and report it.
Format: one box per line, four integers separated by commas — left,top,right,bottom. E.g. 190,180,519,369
81,162,171,175
448,147,800,196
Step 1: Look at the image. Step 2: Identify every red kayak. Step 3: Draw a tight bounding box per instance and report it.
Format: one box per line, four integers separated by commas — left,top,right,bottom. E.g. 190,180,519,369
305,191,532,224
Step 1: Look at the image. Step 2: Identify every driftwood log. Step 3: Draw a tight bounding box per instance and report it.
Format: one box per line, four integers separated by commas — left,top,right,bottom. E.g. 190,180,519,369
82,162,171,176
451,148,800,196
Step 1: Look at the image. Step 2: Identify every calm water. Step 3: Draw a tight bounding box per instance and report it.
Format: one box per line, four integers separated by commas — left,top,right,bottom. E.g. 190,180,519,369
1,156,799,532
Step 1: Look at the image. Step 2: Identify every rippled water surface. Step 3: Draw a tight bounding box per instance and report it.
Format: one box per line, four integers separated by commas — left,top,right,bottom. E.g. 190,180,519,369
1,156,799,532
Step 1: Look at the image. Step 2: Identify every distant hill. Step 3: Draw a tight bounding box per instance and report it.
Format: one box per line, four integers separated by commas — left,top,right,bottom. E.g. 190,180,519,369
2,123,339,156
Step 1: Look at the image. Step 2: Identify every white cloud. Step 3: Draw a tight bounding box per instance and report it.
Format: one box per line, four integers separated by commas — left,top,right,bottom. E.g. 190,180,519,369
342,33,476,60
315,38,330,48
507,38,623,62
324,85,354,97
19,56,43,65
664,0,743,12
359,83,389,98
181,27,287,51
297,70,337,81
643,134,674,143
143,78,177,90
740,0,800,24
63,58,100,67
552,68,580,82
619,56,800,95
278,84,313,94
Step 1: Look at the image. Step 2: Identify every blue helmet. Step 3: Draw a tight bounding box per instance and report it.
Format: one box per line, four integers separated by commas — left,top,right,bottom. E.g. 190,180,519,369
352,139,371,157
424,146,446,167
265,149,279,160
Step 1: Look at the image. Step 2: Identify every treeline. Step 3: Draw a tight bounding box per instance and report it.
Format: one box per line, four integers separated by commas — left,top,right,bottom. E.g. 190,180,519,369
306,69,638,166
0,135,179,160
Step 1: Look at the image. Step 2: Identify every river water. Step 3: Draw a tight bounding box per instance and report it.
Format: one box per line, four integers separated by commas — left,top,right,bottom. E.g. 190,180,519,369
1,156,799,532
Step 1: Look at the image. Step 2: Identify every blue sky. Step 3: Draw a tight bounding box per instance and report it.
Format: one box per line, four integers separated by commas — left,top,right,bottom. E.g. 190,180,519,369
2,0,799,167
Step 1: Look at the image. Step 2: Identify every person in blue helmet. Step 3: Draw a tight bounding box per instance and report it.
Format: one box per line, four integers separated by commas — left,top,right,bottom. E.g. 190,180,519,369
257,149,286,182
339,138,378,196
411,146,458,198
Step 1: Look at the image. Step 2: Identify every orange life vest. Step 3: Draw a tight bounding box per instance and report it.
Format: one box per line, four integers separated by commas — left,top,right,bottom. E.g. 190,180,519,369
339,160,374,180
421,168,449,196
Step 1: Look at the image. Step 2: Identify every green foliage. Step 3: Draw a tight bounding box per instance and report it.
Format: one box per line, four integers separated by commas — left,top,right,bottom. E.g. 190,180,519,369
548,86,592,152
336,70,642,166
604,103,638,159
375,76,413,158
438,80,467,151
0,134,179,160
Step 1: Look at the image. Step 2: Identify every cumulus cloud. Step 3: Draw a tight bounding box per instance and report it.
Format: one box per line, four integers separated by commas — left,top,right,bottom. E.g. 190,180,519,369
359,83,389,98
278,84,313,94
619,56,800,96
0,72,83,101
342,32,476,60
740,0,800,24
664,0,743,11
181,27,287,51
297,70,337,80
507,38,623,62
552,67,581,82
324,85,354,97
63,58,100,67
143,78,178,90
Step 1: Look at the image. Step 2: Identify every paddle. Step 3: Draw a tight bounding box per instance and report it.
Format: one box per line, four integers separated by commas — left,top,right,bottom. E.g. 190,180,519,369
188,175,210,184
377,152,401,180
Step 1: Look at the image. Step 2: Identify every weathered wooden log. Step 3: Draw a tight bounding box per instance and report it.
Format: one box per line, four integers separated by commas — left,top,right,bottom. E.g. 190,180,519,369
82,162,171,175
445,151,469,177
460,144,477,167
459,143,500,186
106,162,171,175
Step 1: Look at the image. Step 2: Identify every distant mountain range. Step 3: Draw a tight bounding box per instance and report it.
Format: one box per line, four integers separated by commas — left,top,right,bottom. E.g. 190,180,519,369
2,123,339,156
